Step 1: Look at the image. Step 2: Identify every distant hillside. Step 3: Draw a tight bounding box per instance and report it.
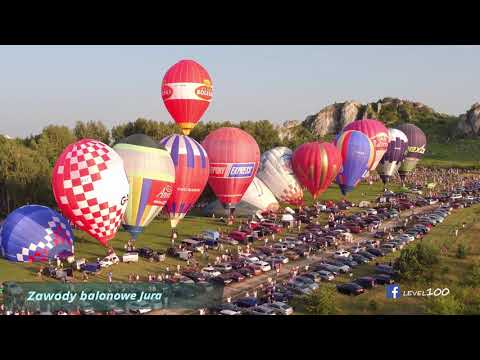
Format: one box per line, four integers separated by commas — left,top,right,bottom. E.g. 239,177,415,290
278,97,470,143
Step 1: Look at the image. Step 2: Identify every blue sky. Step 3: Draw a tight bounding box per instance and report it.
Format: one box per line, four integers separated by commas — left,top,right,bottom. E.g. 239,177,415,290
0,45,479,137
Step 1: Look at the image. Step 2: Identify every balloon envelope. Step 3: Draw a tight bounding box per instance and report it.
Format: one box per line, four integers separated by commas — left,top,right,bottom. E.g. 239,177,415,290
396,123,427,178
342,119,389,172
162,59,212,135
160,134,210,228
240,177,279,213
335,130,374,195
52,139,129,247
292,142,342,199
257,147,304,205
377,128,409,184
113,134,175,240
202,127,260,209
0,205,74,262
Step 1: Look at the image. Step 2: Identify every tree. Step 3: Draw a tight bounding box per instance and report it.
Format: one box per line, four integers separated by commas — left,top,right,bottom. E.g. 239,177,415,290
111,118,179,143
74,120,110,144
26,125,76,167
291,285,339,315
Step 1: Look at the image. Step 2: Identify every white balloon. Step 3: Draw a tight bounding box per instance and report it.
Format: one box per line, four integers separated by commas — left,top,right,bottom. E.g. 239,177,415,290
241,177,279,212
203,177,278,217
257,147,304,205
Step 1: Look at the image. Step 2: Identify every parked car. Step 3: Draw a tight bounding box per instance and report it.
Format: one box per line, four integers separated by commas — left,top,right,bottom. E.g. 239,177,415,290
353,276,376,289
337,283,365,296
314,270,335,281
214,263,233,273
333,249,351,258
245,304,277,315
367,247,386,257
372,273,395,285
351,253,370,264
201,266,221,278
234,297,259,308
375,264,397,276
264,302,294,315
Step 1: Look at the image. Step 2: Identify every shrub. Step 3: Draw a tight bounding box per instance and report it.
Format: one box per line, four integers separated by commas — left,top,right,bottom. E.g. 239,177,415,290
425,295,464,315
463,262,480,287
368,299,378,312
394,243,439,281
292,286,339,315
456,243,467,259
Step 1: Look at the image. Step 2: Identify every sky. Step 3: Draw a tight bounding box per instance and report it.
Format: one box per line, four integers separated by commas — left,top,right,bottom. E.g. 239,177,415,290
0,45,479,138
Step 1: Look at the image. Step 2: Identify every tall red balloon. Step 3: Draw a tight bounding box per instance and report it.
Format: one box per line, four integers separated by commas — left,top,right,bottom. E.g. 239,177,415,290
52,139,130,247
202,128,260,210
292,142,342,199
342,119,389,172
162,59,212,136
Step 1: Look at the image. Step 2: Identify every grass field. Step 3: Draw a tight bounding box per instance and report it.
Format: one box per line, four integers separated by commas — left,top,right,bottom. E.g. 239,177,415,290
0,181,400,284
296,203,480,315
421,140,480,169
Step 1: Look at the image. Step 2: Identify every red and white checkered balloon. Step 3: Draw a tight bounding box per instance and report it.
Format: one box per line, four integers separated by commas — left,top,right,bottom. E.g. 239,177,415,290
52,139,129,247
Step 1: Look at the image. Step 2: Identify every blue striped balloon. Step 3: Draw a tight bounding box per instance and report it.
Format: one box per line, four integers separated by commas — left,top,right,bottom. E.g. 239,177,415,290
335,130,374,195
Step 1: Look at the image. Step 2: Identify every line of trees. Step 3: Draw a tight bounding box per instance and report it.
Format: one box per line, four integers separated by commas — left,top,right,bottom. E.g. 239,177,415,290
0,119,318,217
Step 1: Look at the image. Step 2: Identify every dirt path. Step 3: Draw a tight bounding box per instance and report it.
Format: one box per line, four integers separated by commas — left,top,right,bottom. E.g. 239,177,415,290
149,204,439,315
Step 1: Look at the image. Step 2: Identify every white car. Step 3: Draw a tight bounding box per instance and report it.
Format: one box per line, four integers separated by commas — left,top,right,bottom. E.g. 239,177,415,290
397,234,415,242
99,254,120,267
219,309,242,315
127,301,152,314
428,199,439,205
242,255,260,263
253,261,271,272
451,193,462,200
201,266,222,278
273,243,288,252
366,208,377,215
265,302,294,315
214,263,232,272
333,249,351,258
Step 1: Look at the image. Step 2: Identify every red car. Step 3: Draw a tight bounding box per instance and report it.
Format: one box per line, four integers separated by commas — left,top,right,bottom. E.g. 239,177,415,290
229,231,249,243
261,222,283,233
345,223,363,234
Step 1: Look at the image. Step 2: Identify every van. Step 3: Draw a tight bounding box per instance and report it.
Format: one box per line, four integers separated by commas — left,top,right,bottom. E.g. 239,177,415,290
122,252,139,263
202,230,219,241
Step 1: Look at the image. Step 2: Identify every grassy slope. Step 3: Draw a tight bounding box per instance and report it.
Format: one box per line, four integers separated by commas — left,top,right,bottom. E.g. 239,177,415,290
421,140,480,169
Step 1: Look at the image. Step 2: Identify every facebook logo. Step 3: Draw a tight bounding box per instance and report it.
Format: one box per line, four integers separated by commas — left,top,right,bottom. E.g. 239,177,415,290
386,284,401,299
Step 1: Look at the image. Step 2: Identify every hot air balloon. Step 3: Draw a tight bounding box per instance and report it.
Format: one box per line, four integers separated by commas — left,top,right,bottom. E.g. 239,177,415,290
202,127,260,223
0,205,74,262
335,130,374,196
397,123,427,183
257,147,304,206
377,128,409,186
113,134,175,241
52,139,129,248
162,59,213,135
159,134,209,230
291,142,342,199
204,177,278,217
342,119,389,172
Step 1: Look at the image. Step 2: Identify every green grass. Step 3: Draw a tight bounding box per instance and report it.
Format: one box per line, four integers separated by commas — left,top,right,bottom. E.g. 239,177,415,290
0,180,394,284
421,140,480,169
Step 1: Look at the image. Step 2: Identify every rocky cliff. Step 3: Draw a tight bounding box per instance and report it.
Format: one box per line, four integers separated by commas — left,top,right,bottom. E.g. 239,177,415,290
457,103,480,136
278,97,462,139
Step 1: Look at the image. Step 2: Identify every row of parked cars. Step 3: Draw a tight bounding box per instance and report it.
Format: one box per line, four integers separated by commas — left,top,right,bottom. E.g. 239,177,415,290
334,203,454,295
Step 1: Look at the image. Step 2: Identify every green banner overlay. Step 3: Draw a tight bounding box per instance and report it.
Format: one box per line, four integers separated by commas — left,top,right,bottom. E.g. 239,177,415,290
2,282,224,313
